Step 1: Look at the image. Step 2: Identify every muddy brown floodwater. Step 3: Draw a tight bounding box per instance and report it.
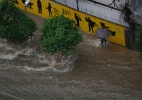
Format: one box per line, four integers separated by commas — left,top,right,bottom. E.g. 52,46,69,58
0,12,142,100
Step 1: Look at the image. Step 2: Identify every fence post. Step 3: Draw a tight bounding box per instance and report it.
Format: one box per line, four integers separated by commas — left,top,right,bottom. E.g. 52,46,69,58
76,0,79,10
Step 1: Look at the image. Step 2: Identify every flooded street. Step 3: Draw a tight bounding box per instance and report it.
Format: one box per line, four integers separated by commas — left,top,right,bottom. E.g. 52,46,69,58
0,12,142,100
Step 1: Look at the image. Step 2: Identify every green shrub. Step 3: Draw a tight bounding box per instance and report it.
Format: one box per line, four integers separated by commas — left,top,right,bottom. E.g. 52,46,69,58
0,0,37,45
40,15,83,56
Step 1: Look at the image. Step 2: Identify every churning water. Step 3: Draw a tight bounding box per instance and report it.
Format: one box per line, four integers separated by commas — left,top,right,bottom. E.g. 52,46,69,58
0,39,76,73
1,13,142,100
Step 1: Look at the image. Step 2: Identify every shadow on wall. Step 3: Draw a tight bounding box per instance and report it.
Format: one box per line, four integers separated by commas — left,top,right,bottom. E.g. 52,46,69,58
45,3,53,17
85,17,98,33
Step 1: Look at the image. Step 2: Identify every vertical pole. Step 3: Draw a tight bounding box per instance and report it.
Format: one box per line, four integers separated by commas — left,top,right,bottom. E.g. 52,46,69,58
131,14,135,44
127,0,129,4
76,0,79,11
125,27,132,49
24,6,27,15
24,6,26,11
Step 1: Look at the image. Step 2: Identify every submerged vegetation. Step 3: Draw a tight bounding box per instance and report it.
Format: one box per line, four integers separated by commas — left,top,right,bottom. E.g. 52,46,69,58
40,15,83,56
0,0,37,46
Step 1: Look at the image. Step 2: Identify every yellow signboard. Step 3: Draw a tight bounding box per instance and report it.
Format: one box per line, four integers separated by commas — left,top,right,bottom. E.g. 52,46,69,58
13,0,126,46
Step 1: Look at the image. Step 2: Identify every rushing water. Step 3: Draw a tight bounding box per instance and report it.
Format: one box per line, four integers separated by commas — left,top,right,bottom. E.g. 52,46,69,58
0,13,142,100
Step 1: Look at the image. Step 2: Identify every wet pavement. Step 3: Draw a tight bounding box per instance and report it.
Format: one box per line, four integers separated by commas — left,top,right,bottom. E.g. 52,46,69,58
0,12,142,100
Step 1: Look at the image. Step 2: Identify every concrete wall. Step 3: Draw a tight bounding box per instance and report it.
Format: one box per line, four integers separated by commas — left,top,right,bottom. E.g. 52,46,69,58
12,0,126,46
55,0,128,27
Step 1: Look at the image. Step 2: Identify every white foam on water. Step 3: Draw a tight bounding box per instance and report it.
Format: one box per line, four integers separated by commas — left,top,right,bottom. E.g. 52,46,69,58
0,48,33,60
0,50,23,60
37,54,75,64
22,64,74,73
0,40,76,72
21,47,35,56
0,39,6,44
21,55,76,72
37,54,55,65
0,54,17,60
0,43,4,47
22,66,51,71
51,66,74,72
37,54,46,59
0,65,23,70
0,47,35,60
0,41,13,50
89,39,101,47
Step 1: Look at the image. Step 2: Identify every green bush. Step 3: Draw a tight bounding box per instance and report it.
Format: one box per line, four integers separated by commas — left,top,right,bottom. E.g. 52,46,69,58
0,0,37,45
40,15,83,56
136,23,142,54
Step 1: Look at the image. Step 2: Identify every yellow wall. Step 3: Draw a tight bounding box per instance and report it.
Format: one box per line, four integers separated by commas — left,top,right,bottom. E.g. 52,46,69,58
14,0,126,46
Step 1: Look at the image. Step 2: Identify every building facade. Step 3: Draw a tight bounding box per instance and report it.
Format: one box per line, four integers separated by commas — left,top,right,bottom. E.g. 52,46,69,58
11,0,130,46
